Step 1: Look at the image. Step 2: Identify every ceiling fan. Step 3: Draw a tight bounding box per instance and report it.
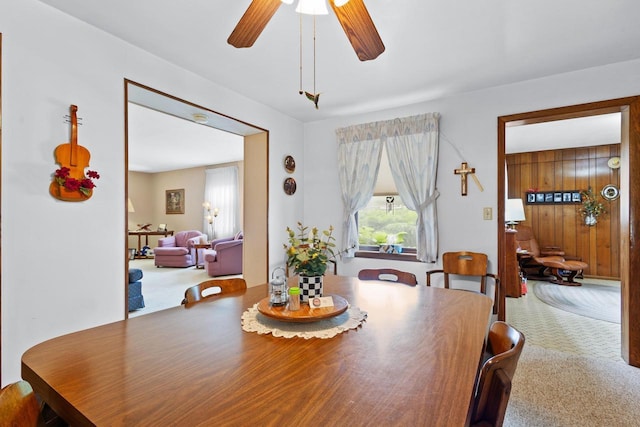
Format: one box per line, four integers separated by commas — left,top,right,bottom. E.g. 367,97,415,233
228,0,385,61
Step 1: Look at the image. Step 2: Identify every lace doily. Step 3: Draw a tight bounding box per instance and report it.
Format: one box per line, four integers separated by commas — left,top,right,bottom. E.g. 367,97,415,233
241,304,367,339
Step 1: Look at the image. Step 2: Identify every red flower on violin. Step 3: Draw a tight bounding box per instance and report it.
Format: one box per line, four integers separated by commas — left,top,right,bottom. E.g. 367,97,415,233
54,167,100,197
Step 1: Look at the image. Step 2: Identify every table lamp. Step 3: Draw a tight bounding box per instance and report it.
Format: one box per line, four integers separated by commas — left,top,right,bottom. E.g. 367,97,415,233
505,198,526,230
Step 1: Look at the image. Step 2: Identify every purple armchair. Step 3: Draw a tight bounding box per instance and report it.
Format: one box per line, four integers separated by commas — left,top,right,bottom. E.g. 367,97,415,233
154,230,205,268
203,233,243,277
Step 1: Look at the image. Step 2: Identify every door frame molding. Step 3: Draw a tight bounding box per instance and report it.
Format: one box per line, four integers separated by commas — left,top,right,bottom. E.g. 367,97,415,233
497,95,640,366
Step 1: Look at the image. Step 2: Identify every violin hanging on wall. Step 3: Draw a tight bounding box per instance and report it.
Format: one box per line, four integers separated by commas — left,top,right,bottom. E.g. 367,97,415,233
49,105,100,202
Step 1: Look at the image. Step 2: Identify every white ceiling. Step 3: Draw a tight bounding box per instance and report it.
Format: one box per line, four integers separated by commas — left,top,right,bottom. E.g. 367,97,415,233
127,103,244,173
127,83,248,173
506,113,621,154
39,0,640,124
39,0,636,169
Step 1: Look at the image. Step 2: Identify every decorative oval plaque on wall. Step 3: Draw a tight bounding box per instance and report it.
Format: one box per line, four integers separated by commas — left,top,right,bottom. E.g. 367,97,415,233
284,155,296,173
284,177,297,195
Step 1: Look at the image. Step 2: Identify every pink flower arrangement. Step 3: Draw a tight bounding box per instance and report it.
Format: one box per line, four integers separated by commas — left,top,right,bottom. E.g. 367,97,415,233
54,167,100,196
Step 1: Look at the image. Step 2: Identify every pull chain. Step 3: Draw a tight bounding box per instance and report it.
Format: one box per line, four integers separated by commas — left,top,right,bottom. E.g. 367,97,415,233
298,13,320,109
313,14,317,96
299,13,303,95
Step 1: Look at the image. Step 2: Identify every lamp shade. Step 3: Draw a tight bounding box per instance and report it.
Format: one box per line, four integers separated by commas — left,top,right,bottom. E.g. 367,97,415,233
505,198,526,222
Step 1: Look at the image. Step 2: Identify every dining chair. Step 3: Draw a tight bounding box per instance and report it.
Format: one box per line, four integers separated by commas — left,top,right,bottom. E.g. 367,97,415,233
426,251,500,314
182,278,247,305
357,268,418,286
0,380,43,427
469,321,525,427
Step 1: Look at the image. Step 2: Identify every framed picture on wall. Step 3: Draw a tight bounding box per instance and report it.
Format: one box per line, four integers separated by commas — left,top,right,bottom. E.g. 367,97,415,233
166,189,185,214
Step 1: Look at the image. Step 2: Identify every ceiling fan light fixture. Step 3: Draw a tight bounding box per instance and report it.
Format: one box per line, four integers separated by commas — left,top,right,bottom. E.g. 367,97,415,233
281,0,294,4
333,0,350,7
295,0,329,15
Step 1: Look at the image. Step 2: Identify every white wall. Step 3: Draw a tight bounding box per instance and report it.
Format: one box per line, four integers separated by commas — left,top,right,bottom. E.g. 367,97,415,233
303,59,640,284
0,0,303,383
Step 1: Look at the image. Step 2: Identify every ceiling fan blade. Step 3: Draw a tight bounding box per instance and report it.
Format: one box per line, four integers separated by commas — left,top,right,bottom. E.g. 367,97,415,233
228,0,283,48
329,0,385,61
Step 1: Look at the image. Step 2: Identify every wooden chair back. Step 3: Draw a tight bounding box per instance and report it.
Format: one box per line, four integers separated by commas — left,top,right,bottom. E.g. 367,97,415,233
470,321,525,427
0,380,43,427
358,268,418,286
182,278,247,305
426,251,499,314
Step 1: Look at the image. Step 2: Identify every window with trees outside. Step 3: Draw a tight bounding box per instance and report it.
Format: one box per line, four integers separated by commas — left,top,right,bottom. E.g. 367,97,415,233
357,148,418,255
358,195,418,248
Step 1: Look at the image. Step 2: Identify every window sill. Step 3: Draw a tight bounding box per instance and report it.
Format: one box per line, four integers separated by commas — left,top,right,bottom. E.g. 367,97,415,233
355,249,419,262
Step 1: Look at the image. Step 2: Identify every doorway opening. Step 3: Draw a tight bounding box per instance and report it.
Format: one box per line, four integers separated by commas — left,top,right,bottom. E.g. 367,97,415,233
497,96,640,366
124,80,269,317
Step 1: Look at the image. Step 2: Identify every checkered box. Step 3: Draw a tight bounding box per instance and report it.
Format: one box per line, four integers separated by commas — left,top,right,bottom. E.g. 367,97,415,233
298,275,323,302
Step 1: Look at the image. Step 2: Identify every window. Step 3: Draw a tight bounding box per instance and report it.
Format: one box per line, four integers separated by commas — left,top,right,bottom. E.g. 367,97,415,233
336,113,439,262
358,195,418,248
204,165,239,240
357,148,417,251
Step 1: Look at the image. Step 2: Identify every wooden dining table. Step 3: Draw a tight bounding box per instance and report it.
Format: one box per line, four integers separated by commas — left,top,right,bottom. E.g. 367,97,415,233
22,275,492,426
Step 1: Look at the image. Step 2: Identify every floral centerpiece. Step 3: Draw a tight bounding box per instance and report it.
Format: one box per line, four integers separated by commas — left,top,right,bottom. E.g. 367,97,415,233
284,222,338,302
284,222,336,276
579,186,606,226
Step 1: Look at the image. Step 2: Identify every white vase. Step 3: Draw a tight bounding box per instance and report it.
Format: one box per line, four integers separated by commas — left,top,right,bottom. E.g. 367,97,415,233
585,213,597,226
298,275,323,303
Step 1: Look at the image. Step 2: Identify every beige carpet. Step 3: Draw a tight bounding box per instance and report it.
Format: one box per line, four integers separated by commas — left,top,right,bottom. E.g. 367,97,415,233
503,279,640,426
507,280,622,361
505,344,640,426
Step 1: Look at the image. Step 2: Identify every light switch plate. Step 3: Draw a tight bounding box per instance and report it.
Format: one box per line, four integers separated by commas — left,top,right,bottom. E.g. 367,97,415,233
483,207,492,220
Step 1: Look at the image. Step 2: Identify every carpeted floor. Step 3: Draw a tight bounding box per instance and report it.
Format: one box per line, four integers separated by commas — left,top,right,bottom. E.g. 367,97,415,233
507,280,622,361
533,281,620,323
503,279,639,426
505,344,640,426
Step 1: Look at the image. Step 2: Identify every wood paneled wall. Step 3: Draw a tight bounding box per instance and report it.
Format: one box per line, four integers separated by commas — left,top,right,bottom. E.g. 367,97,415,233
507,145,621,279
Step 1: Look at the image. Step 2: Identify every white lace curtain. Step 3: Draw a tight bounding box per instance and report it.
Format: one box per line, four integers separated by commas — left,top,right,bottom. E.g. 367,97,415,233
336,123,384,257
204,166,239,240
336,113,440,262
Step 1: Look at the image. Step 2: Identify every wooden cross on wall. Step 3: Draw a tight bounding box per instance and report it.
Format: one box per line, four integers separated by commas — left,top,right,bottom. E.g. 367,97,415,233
454,162,475,196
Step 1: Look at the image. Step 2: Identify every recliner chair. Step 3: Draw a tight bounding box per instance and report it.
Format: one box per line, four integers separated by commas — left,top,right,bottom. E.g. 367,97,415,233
515,225,588,285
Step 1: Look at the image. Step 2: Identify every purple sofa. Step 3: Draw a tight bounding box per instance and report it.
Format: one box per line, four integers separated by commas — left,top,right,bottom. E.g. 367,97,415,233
204,233,243,277
154,230,205,268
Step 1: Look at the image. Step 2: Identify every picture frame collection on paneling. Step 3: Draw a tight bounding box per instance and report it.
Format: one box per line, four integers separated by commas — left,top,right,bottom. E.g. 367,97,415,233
525,191,581,205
